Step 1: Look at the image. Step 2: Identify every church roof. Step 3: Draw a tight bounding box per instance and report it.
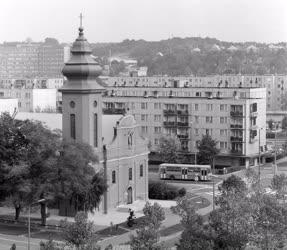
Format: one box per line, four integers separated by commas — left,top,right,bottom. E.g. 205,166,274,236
61,25,105,92
15,112,122,145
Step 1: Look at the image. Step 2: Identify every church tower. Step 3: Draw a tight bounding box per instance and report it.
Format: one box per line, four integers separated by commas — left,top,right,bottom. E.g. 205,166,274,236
60,20,105,150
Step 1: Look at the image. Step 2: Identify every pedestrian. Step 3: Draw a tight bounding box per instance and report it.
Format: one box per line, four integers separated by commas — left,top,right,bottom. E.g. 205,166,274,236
10,243,16,250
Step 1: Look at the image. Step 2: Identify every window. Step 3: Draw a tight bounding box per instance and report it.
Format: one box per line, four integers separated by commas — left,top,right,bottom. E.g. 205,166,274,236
220,117,227,124
220,104,225,111
206,116,213,123
154,115,161,122
140,164,144,177
154,103,161,109
154,127,161,133
129,168,132,180
220,142,228,149
195,116,199,123
141,126,148,134
141,102,147,109
195,128,199,135
154,138,159,145
206,104,213,111
94,114,98,147
70,114,76,139
141,114,148,121
112,170,116,183
195,104,199,111
195,92,201,97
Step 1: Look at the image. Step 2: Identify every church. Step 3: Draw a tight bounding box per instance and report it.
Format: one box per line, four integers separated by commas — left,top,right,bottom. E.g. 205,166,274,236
59,24,149,216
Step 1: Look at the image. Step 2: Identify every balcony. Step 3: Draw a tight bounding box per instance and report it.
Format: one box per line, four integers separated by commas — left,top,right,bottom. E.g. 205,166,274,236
177,110,189,116
230,111,243,117
230,124,243,129
230,136,243,142
250,124,258,130
103,108,126,115
180,147,189,152
250,112,258,117
178,134,189,139
163,121,176,127
163,109,177,116
230,149,243,155
177,122,189,127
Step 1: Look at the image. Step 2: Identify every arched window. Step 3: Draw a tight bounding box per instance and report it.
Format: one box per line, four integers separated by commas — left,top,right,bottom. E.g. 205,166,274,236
140,164,143,177
129,168,132,180
112,170,116,184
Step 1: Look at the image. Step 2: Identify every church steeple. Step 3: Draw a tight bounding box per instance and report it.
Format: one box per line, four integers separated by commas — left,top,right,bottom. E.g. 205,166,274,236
60,17,105,149
61,20,105,91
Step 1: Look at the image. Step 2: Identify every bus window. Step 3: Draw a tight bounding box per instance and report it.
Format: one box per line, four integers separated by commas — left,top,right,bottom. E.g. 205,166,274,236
194,168,201,173
188,167,194,172
166,166,181,172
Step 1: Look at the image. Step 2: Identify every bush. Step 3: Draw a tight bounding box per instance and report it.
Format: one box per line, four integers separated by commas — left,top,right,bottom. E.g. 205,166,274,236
178,188,187,197
149,181,186,200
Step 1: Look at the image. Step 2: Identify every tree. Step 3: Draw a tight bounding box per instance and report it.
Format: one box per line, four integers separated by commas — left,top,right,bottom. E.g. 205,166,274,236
249,194,287,249
282,116,287,130
142,202,165,229
209,175,251,249
130,202,165,250
171,194,214,250
61,212,98,250
0,113,107,224
44,38,59,45
267,119,274,130
156,136,181,163
0,113,61,221
52,140,107,213
271,173,287,202
197,134,219,165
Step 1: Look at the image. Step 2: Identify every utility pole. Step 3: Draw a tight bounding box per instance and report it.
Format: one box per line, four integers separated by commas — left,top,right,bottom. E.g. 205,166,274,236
274,128,278,175
258,128,261,184
212,157,215,211
103,145,108,214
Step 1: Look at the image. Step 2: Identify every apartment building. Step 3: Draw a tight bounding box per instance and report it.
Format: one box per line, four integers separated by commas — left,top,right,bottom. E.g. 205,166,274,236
0,88,57,112
104,75,286,113
0,41,65,78
0,78,64,89
102,86,266,168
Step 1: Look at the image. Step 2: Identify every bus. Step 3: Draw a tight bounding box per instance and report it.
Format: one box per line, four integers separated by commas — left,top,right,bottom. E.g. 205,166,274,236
159,163,211,181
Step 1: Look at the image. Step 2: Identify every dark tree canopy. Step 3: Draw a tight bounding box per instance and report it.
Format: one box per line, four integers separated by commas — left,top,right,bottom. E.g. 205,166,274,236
197,134,219,164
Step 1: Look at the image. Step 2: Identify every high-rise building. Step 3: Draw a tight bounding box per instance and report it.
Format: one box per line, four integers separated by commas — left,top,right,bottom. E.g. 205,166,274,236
0,41,65,78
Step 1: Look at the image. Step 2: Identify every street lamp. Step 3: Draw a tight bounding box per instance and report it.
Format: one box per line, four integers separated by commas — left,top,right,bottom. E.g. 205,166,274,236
210,174,217,211
28,199,46,250
190,121,197,164
258,127,263,184
273,126,278,175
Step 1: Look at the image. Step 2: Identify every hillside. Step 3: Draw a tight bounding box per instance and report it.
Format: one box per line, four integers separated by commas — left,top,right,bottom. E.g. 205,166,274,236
91,37,287,76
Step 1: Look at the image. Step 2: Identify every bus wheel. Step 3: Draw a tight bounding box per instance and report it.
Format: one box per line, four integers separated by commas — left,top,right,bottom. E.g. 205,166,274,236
170,175,175,180
195,176,199,182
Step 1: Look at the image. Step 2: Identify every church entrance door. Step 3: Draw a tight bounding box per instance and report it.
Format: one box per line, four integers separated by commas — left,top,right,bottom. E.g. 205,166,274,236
127,187,133,204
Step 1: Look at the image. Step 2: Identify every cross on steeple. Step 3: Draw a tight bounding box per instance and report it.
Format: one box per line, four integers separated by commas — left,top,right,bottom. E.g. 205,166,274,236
79,13,84,28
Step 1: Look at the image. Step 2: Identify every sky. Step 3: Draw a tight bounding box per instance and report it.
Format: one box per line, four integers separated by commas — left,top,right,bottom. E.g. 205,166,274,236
1,0,287,44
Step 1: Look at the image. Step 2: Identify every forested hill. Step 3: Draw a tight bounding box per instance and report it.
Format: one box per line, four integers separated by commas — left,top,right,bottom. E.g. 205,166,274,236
91,37,287,76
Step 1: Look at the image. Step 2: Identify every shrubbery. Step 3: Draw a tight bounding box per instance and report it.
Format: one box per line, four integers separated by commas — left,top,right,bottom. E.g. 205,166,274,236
149,181,186,200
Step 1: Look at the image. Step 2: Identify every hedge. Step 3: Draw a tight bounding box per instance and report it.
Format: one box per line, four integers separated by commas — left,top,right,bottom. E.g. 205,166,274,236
148,181,186,200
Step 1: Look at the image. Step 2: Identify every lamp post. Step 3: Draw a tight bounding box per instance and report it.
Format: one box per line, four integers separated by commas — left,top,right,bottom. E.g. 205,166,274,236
28,199,46,250
258,127,263,184
258,128,261,183
274,128,278,175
